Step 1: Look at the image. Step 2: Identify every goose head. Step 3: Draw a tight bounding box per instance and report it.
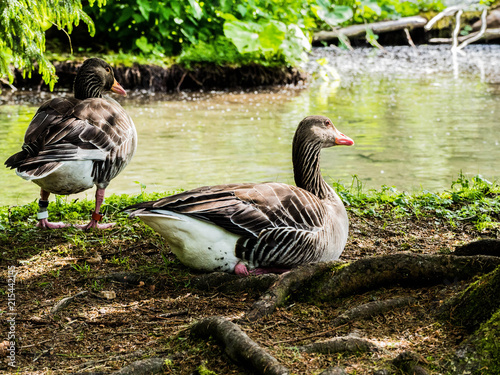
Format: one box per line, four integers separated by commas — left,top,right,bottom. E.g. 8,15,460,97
293,115,354,149
292,115,354,199
74,58,127,100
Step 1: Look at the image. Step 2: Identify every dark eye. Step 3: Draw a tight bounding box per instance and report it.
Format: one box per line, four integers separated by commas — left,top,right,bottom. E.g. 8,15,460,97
325,120,331,127
105,67,111,73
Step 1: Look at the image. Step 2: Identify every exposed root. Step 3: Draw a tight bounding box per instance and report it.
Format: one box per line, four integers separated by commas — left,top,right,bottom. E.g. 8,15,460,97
111,357,169,375
454,238,500,257
245,261,336,322
332,296,416,326
192,272,278,294
50,290,88,315
246,254,500,321
298,336,380,355
190,316,289,375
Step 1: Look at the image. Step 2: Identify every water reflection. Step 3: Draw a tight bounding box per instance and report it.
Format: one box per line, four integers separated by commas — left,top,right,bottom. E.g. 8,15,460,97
2,50,500,206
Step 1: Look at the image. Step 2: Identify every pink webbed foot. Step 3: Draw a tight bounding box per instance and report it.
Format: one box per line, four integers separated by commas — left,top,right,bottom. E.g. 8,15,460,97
234,262,250,276
75,220,115,230
37,219,70,229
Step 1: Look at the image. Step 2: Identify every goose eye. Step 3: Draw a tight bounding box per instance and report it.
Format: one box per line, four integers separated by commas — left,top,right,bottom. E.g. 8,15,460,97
325,120,331,127
105,67,111,73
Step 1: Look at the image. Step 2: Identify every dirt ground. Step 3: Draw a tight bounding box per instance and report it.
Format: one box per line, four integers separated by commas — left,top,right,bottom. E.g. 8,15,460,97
0,212,496,374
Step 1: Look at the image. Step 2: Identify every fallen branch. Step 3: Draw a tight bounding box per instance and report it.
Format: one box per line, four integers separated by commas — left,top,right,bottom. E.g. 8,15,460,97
246,254,500,321
190,316,289,375
332,296,416,326
50,290,88,315
313,16,428,43
298,336,379,354
429,28,500,43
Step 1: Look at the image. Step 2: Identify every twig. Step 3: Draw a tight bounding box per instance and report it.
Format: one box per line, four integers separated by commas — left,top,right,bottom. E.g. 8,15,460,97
50,290,88,315
457,8,488,51
275,324,349,344
404,28,417,49
451,10,464,51
424,5,464,31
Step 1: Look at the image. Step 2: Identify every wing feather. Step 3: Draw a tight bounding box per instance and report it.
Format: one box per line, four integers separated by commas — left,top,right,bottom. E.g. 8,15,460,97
6,96,136,184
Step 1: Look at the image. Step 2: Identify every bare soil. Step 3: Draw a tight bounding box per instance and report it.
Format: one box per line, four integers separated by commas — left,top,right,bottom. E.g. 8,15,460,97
0,212,497,374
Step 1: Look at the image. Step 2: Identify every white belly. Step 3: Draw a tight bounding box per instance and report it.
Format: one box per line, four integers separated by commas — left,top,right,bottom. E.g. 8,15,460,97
136,210,242,272
24,161,95,195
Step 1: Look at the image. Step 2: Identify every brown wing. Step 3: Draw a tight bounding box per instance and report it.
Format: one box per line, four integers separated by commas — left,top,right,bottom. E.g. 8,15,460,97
5,96,136,184
130,182,326,238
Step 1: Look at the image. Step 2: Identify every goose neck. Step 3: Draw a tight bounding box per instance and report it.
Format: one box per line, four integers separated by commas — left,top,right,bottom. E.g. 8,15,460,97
292,139,332,200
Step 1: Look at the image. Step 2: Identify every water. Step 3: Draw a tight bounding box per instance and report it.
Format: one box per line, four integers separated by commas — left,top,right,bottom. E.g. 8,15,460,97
2,45,500,206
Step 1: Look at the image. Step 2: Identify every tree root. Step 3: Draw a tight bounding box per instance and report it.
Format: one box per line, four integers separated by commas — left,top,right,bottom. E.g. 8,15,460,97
332,296,416,326
453,239,500,257
111,357,169,375
245,261,336,321
246,254,500,321
190,316,289,375
298,336,380,355
192,272,279,294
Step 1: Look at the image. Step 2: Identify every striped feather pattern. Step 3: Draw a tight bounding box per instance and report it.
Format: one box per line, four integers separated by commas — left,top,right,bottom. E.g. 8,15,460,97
128,116,353,273
5,59,136,192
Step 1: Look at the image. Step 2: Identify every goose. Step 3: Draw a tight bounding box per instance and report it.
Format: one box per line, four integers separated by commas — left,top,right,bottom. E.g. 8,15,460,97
5,58,137,230
126,116,353,275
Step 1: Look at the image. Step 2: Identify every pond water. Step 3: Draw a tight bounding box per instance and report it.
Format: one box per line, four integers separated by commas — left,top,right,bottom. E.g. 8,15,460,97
2,45,500,206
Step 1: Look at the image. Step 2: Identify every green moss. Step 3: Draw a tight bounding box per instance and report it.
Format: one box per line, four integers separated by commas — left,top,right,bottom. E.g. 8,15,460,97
444,266,500,331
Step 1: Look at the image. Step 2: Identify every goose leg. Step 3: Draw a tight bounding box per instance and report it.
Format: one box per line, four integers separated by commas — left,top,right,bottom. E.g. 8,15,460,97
36,189,69,229
76,188,115,230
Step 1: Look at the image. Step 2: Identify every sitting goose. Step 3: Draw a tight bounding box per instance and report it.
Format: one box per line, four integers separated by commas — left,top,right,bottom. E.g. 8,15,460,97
5,58,137,230
127,116,353,275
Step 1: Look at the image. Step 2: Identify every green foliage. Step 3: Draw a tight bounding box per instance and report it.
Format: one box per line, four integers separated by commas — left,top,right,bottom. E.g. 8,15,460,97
313,0,444,28
333,173,500,230
84,0,314,67
0,0,105,89
475,309,500,374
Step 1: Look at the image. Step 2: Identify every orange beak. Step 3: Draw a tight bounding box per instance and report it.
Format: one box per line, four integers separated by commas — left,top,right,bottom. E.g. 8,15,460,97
335,132,354,146
111,79,127,96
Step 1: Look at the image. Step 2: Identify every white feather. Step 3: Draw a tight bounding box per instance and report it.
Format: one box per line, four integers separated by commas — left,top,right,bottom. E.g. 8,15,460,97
135,210,242,273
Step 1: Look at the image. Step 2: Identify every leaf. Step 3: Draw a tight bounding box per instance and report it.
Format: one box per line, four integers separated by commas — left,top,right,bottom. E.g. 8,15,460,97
187,0,203,20
135,36,153,53
313,4,353,26
137,0,151,21
258,21,286,52
361,0,382,15
223,20,261,53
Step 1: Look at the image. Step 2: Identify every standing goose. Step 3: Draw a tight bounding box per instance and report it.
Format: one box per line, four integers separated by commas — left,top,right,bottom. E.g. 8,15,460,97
126,116,353,275
5,58,137,230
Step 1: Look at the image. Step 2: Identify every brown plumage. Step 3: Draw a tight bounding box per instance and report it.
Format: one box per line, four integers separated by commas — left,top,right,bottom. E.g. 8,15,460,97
5,58,137,229
126,116,353,275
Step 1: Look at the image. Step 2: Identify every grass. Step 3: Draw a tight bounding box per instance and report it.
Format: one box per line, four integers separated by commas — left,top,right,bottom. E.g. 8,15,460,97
1,173,498,234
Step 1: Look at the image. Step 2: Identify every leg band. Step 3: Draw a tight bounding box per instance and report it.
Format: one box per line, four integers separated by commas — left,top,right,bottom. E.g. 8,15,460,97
37,211,49,220
92,212,103,221
39,199,49,209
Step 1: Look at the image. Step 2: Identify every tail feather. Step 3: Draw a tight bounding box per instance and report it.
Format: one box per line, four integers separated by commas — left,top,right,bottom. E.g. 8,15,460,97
15,162,62,180
5,150,29,169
